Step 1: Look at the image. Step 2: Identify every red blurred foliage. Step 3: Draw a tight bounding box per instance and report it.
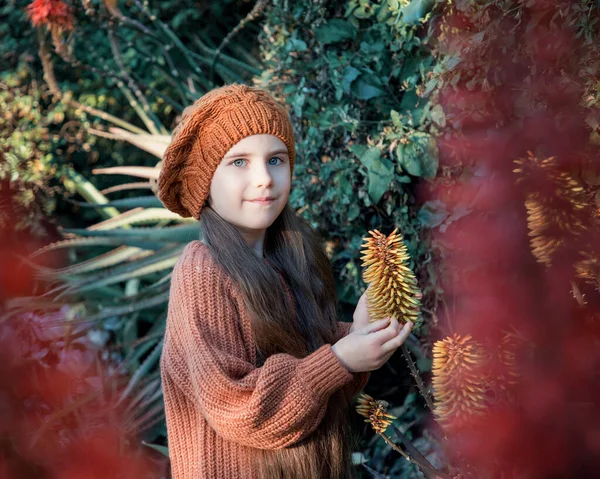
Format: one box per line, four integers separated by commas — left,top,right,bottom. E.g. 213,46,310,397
0,180,167,478
0,308,167,479
423,1,600,477
25,0,74,31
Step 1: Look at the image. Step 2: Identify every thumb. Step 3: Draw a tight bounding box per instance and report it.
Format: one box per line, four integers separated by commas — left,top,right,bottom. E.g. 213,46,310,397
359,317,391,334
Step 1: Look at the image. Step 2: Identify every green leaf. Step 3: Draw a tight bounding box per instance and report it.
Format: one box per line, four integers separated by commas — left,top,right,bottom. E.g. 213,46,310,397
142,441,169,458
334,172,353,201
349,144,368,160
287,38,308,52
73,196,164,209
401,0,435,26
348,203,360,221
430,104,446,127
418,200,449,228
390,109,403,129
358,147,381,169
417,356,432,372
396,132,438,179
351,77,386,100
357,147,394,204
359,41,385,54
342,66,360,93
315,19,357,45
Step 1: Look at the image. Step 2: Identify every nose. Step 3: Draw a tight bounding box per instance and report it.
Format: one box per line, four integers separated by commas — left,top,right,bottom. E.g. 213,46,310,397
251,160,274,188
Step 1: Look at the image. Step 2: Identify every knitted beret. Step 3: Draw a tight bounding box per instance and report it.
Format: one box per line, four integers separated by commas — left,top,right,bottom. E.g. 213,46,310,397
157,83,296,220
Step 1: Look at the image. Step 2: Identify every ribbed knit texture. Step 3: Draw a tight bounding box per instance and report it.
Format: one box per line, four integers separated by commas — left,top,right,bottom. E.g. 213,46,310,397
157,84,296,220
160,240,370,478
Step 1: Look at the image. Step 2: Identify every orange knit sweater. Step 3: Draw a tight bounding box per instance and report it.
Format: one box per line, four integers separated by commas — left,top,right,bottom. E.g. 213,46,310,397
160,240,370,478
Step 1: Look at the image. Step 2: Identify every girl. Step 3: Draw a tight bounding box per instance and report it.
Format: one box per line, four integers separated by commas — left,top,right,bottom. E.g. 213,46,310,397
157,84,413,479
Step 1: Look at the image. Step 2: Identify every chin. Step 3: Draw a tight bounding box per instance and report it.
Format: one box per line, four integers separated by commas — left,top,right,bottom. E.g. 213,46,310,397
245,218,276,230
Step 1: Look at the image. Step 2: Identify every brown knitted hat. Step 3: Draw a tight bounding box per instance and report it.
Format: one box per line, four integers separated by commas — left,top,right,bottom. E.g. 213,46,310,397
157,83,296,220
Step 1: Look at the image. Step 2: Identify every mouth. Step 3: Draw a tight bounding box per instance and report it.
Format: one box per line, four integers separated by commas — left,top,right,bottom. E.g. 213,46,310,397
247,198,276,205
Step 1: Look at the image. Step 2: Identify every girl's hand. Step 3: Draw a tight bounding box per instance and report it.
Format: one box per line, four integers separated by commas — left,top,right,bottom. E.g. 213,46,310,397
332,317,413,373
350,288,372,334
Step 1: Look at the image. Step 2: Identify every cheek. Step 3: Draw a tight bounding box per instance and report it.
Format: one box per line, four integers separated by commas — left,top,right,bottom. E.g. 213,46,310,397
276,166,291,189
209,171,240,207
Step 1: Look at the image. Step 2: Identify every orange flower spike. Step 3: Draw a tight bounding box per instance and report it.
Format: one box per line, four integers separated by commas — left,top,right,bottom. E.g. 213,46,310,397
360,228,422,328
432,334,488,429
514,152,590,267
355,393,397,434
26,0,75,31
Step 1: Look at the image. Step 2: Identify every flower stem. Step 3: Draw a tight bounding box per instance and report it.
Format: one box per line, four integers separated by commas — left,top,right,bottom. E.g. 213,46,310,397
390,424,451,479
401,343,435,411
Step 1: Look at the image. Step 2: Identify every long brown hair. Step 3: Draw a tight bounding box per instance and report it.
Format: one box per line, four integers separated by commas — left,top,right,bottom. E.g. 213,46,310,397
198,202,359,478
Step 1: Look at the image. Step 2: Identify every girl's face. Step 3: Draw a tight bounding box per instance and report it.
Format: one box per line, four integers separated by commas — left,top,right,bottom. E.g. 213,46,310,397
208,134,291,237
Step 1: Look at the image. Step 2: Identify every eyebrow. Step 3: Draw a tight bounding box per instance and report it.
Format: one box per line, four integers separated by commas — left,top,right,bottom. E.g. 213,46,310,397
223,149,289,160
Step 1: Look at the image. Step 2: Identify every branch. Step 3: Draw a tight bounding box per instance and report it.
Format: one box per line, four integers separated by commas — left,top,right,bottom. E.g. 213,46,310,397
401,343,435,411
378,431,448,478
36,29,147,135
209,0,269,83
391,424,451,479
107,28,167,134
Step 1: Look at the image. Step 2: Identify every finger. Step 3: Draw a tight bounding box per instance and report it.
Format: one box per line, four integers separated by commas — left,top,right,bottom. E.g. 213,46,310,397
371,319,398,347
359,317,391,334
380,321,413,354
358,291,367,305
369,317,400,342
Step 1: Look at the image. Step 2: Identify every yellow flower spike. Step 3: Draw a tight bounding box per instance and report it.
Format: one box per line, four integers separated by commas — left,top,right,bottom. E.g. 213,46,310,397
360,228,423,328
514,152,590,267
432,334,488,429
355,393,397,434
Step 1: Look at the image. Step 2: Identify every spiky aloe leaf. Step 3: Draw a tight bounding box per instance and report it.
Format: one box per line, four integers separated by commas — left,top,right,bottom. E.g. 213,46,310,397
88,207,194,230
92,166,161,180
1,298,77,319
62,223,200,242
72,196,164,209
52,291,170,326
107,126,171,159
360,228,422,328
27,237,170,260
141,441,169,458
100,182,153,195
118,340,163,406
55,249,182,299
34,246,151,279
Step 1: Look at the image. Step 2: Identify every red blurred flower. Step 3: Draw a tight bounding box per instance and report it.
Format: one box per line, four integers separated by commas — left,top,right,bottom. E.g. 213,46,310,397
26,0,74,31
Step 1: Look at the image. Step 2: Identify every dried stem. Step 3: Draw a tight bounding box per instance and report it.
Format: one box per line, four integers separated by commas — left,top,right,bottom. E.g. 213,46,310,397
378,431,448,478
36,29,147,135
391,424,451,479
401,343,435,411
378,431,411,460
209,0,269,83
107,27,166,134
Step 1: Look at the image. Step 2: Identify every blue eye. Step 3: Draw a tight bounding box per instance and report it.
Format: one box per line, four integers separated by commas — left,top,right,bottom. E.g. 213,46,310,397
231,157,282,167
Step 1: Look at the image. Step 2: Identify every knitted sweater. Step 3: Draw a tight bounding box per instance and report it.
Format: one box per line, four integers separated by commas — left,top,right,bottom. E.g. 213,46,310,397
160,240,370,478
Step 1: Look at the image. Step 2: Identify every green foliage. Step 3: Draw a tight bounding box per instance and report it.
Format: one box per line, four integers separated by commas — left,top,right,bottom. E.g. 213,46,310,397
6,0,600,476
256,3,445,473
257,0,442,313
0,64,78,233
2,0,266,456
1,0,262,233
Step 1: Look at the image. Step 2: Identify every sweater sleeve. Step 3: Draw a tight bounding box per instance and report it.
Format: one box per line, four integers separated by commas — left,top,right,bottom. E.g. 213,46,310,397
161,242,355,450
